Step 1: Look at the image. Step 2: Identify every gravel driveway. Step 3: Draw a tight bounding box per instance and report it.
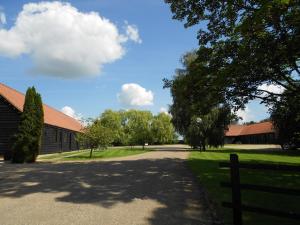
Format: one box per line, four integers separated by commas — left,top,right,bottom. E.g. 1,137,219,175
0,146,215,225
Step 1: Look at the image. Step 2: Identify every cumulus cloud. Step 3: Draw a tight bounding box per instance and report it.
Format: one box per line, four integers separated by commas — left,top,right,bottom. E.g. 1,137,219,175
0,12,6,25
159,107,171,116
160,107,168,114
258,84,285,97
236,106,254,123
117,83,154,107
0,1,141,78
61,106,82,121
125,22,142,44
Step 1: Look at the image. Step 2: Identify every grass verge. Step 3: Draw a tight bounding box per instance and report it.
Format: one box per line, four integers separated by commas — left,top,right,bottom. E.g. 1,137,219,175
38,147,149,161
188,148,300,225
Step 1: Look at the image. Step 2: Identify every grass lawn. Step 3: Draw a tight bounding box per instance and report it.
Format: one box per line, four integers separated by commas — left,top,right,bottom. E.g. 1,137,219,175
188,147,300,225
38,147,149,161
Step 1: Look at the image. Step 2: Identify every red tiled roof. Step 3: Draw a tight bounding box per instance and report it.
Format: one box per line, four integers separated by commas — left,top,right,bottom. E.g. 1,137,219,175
226,122,275,136
0,83,82,132
225,124,245,136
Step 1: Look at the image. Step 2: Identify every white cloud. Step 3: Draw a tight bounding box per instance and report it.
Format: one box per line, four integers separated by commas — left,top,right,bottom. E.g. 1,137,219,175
61,106,82,121
159,107,171,116
117,83,154,107
258,84,285,97
125,23,142,44
0,12,6,25
160,107,168,114
236,106,254,123
0,1,141,78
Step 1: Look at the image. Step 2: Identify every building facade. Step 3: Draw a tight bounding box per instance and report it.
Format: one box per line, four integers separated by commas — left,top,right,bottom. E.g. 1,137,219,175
0,83,82,159
225,122,276,144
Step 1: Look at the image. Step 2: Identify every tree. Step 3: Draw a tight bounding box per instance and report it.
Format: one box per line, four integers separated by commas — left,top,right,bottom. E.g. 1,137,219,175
186,107,232,150
125,110,153,149
11,87,44,163
151,113,176,144
99,110,126,145
165,0,300,109
164,51,234,149
270,88,300,149
76,119,114,158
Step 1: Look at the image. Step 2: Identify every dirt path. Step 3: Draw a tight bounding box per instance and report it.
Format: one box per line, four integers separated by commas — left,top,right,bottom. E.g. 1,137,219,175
0,146,215,225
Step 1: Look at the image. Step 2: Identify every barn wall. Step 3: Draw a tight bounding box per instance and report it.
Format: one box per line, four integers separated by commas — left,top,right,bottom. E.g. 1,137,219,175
239,133,276,144
41,125,79,154
0,95,79,157
0,96,21,157
225,133,276,144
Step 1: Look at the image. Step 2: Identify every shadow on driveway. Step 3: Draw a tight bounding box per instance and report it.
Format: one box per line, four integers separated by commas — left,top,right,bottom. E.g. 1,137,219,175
0,158,216,225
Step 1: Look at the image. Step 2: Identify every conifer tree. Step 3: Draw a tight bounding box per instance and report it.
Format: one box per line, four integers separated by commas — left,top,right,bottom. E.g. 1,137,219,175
11,87,44,163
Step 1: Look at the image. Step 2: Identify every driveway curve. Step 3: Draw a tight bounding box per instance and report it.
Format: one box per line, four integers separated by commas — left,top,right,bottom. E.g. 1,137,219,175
0,145,216,225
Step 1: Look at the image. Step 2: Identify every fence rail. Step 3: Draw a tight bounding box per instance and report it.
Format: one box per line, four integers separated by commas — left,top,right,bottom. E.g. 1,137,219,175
219,154,300,225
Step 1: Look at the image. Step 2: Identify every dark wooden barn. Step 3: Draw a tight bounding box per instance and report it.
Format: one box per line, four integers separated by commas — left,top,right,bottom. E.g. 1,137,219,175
225,122,276,144
0,83,82,159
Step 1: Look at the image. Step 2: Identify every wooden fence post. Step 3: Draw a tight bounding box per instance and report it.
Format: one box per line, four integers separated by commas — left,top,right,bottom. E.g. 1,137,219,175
230,154,243,225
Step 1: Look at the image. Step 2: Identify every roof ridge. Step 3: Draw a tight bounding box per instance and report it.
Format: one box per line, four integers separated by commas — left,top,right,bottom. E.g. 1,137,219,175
0,83,82,132
0,83,24,111
0,83,79,122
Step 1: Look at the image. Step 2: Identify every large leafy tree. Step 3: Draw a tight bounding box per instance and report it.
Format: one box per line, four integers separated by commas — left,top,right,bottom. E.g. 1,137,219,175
165,0,300,109
125,110,153,149
99,109,126,146
187,107,232,150
164,51,234,149
270,87,300,149
151,113,176,144
11,87,44,163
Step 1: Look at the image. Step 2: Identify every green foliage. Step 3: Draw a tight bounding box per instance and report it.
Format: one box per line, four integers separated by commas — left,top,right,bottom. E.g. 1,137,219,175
186,107,232,150
151,113,176,144
99,109,126,145
78,110,177,151
76,119,114,158
164,51,234,149
271,87,300,147
165,0,300,109
125,110,153,148
11,87,44,163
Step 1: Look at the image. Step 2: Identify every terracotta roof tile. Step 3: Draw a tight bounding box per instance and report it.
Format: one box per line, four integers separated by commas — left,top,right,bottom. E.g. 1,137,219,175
225,125,244,136
226,122,275,136
0,83,82,132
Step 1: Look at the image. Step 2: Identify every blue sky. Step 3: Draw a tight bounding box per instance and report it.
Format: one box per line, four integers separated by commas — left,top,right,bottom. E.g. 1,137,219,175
0,0,270,122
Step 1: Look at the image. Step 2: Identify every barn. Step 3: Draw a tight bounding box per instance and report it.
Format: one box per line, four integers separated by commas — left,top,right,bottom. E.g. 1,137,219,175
0,83,82,159
225,122,276,144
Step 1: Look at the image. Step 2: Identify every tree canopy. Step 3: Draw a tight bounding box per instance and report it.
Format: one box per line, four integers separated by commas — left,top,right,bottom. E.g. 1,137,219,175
77,118,114,158
270,86,300,149
77,109,177,153
165,0,300,109
164,51,234,149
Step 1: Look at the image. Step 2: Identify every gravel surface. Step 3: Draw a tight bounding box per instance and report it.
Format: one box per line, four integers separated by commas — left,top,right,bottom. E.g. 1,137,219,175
0,146,215,225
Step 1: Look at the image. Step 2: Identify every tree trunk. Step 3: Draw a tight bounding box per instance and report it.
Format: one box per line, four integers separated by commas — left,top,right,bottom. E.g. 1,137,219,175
90,148,93,158
142,144,145,150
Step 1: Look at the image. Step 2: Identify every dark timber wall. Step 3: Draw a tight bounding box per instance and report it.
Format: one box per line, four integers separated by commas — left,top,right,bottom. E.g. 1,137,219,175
0,96,21,157
41,125,79,154
225,133,276,144
0,95,79,157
